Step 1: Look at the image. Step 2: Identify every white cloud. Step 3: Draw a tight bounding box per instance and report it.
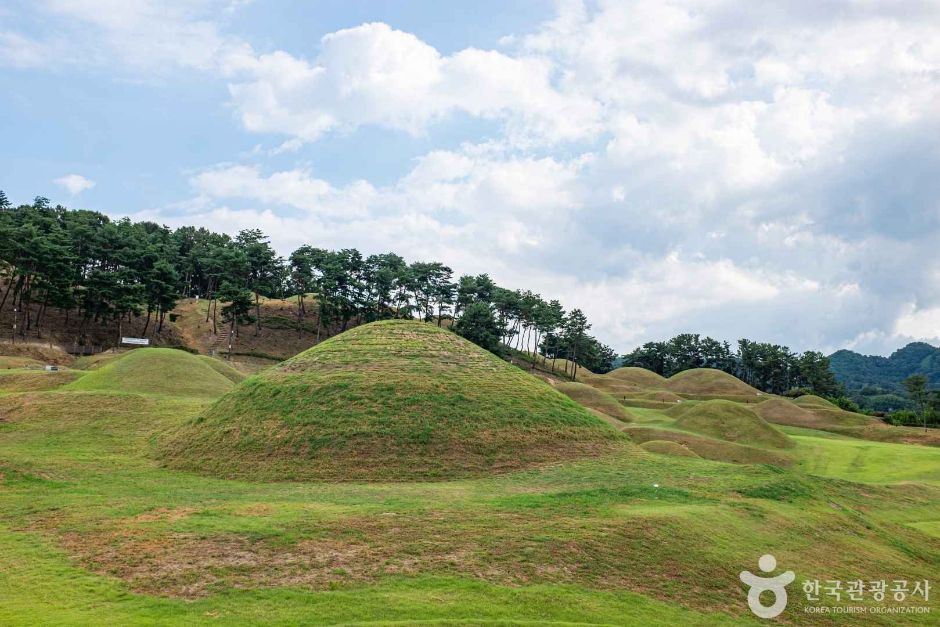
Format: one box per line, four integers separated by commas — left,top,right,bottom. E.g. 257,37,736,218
894,305,940,343
1,0,254,73
53,174,96,195
227,22,601,145
191,165,375,218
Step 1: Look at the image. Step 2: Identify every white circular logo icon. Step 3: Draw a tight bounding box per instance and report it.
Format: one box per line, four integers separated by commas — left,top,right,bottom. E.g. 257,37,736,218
740,554,795,618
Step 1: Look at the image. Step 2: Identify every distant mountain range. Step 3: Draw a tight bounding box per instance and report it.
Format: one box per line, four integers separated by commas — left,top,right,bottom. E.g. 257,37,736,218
829,342,940,412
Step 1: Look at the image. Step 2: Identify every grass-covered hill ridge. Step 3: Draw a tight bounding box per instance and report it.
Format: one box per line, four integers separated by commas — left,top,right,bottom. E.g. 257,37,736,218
66,348,236,398
161,320,625,481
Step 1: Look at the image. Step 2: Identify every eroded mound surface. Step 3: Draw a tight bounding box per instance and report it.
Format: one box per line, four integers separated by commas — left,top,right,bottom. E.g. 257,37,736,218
161,320,624,481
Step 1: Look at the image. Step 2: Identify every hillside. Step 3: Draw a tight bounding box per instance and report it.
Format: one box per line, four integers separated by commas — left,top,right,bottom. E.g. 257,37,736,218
0,294,347,370
830,341,940,411
161,320,625,481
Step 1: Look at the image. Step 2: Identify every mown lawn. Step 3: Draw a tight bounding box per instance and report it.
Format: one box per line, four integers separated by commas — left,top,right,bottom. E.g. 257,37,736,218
790,434,940,485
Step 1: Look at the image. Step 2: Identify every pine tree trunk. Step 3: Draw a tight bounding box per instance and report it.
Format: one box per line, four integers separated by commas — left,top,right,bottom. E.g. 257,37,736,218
0,269,17,312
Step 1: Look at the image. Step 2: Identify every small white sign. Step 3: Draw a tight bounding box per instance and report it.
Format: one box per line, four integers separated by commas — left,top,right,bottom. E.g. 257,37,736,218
121,337,150,345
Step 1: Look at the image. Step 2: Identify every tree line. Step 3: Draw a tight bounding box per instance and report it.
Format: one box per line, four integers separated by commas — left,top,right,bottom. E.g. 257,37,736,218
621,332,841,396
892,375,940,429
0,194,615,369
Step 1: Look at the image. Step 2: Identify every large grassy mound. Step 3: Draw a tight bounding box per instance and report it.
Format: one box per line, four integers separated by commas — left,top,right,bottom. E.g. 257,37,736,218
161,320,624,481
663,368,761,397
555,382,634,423
672,400,793,449
66,348,235,398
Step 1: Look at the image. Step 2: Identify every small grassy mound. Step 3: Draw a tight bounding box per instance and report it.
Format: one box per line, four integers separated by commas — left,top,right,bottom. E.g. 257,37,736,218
672,400,793,449
67,348,235,398
603,367,666,387
196,356,246,384
555,382,634,423
640,440,700,458
161,320,625,481
664,369,761,397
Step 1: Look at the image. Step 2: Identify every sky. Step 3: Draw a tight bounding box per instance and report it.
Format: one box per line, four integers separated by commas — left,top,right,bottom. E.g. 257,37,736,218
2,0,940,356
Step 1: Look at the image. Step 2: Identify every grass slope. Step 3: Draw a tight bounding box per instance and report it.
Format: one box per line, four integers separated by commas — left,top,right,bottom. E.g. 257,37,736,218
671,400,793,449
555,381,634,423
162,320,624,481
66,348,235,398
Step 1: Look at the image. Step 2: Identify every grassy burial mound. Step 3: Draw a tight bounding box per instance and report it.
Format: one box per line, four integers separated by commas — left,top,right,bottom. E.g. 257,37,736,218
753,397,823,427
66,348,236,398
602,366,667,388
663,368,762,398
586,367,668,399
555,382,634,424
783,395,940,446
162,320,625,481
669,399,793,449
753,397,883,434
626,426,793,465
639,439,700,458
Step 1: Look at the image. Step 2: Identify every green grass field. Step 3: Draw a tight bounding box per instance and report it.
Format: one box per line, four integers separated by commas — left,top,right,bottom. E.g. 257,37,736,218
1,335,938,624
790,434,940,484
